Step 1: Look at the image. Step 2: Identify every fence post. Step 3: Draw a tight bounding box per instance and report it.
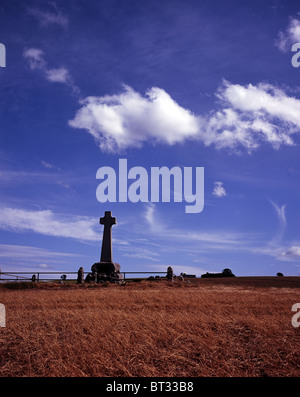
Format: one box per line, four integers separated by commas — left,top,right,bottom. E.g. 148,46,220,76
37,273,40,282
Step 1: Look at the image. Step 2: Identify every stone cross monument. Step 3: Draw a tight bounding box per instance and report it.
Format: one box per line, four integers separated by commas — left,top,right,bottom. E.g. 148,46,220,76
86,210,121,283
100,211,116,263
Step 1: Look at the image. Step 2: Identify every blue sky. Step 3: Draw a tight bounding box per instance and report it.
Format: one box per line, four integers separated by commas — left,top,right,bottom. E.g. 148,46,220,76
1,0,300,277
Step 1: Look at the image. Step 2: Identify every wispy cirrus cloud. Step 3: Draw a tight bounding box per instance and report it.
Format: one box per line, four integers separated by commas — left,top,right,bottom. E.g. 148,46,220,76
129,203,298,267
0,207,99,241
269,200,286,230
256,200,299,263
0,244,83,274
141,203,257,252
23,48,46,71
41,160,61,171
0,243,80,262
69,81,300,153
23,48,70,83
27,3,68,28
23,48,79,95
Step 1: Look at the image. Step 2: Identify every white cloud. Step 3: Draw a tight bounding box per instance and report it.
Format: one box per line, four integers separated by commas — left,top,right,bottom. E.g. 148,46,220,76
27,4,68,28
276,15,300,52
45,67,71,84
281,246,300,258
69,85,200,152
212,81,298,151
0,207,99,241
218,81,300,128
69,82,300,153
23,48,46,71
212,181,227,198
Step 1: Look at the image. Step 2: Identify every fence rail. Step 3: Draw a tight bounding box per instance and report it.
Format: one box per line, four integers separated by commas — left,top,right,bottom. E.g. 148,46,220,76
0,271,167,282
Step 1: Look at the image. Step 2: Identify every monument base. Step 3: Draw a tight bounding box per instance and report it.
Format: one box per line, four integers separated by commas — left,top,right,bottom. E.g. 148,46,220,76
85,262,122,283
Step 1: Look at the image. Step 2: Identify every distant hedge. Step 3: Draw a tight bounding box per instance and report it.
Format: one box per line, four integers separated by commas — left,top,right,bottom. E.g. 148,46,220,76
0,281,39,290
201,268,235,278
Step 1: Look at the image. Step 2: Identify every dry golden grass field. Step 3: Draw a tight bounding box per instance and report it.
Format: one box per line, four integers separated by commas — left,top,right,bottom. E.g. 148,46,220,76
0,277,299,377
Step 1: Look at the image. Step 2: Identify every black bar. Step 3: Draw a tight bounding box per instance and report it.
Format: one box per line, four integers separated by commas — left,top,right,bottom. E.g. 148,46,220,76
0,377,296,393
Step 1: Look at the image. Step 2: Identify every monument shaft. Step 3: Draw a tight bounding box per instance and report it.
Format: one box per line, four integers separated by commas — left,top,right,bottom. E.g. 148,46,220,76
100,211,116,262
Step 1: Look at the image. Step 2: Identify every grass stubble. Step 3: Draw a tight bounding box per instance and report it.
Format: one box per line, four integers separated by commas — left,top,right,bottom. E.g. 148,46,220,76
0,279,299,377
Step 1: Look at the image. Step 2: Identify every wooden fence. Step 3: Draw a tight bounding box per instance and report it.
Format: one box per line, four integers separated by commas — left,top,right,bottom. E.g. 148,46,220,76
0,271,167,283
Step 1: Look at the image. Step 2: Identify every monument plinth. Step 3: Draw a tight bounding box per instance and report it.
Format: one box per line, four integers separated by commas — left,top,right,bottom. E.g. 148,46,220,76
86,211,122,283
